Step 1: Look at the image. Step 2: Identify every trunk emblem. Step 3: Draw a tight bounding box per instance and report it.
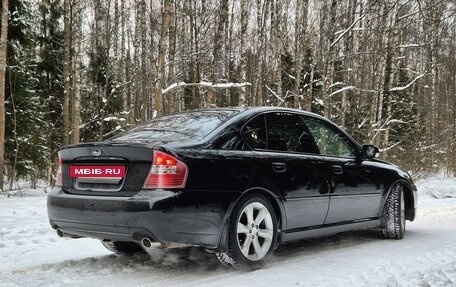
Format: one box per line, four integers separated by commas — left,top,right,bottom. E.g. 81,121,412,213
92,149,102,157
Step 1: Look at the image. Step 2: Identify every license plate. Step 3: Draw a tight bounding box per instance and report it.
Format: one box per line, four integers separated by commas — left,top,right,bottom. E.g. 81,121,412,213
69,166,126,178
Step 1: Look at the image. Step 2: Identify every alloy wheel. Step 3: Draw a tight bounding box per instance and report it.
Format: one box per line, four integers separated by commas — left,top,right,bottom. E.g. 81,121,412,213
236,202,274,261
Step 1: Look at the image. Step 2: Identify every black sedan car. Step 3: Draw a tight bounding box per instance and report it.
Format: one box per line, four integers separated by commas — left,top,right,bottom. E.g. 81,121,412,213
48,107,417,269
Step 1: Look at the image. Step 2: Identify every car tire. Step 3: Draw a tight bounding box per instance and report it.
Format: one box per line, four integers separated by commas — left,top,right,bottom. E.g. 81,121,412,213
382,183,406,239
216,194,278,270
101,240,144,255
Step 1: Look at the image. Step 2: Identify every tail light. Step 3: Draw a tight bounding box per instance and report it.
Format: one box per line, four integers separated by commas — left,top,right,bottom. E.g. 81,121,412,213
143,150,188,189
55,153,63,187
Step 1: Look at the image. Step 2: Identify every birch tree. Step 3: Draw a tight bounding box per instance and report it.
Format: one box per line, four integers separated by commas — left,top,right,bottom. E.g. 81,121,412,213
0,0,8,190
71,0,81,143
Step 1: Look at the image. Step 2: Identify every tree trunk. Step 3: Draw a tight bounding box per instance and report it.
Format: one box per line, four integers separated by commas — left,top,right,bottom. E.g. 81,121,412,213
62,0,71,145
340,0,356,128
120,0,128,118
305,50,315,111
323,0,337,119
294,0,308,109
167,0,176,114
131,1,141,123
238,0,248,107
154,0,172,116
71,0,81,144
381,1,397,153
0,0,8,190
226,0,236,105
140,0,148,121
207,0,228,107
8,73,18,191
193,1,202,109
254,0,265,106
271,0,282,102
188,1,196,110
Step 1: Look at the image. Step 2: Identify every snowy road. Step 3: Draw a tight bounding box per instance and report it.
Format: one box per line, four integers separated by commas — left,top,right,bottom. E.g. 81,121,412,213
1,178,456,287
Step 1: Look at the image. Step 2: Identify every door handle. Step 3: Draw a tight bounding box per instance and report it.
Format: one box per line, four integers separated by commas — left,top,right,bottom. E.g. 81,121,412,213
272,162,287,173
331,165,343,175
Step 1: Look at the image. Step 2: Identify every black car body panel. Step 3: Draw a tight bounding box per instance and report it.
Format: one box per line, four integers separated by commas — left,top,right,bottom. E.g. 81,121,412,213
47,107,417,251
48,189,235,248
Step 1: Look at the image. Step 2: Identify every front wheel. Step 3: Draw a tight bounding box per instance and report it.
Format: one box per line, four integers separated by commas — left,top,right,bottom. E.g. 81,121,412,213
382,183,406,239
216,194,278,270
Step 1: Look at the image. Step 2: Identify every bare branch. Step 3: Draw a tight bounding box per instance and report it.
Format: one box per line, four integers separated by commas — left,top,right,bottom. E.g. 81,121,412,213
331,11,368,47
265,85,285,103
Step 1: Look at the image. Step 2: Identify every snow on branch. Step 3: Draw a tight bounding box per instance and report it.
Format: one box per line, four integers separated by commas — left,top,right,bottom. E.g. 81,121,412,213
162,81,252,95
396,44,423,49
379,141,402,152
329,82,344,88
265,85,285,103
302,80,320,89
389,72,427,92
329,86,355,97
386,119,407,125
331,11,368,47
357,117,369,129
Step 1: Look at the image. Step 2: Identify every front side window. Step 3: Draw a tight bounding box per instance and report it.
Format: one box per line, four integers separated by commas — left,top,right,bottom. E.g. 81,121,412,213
303,117,357,158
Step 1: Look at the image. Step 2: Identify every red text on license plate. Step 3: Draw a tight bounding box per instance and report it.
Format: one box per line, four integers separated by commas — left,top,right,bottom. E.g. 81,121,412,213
69,166,126,178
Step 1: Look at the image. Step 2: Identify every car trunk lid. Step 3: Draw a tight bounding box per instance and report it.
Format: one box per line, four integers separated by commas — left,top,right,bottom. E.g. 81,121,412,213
58,142,154,196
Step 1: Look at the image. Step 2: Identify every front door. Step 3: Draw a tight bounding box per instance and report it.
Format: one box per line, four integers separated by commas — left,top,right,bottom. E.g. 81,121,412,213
303,116,382,224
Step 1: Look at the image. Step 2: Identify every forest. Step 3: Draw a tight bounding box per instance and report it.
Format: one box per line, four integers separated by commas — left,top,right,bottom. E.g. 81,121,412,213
0,0,455,191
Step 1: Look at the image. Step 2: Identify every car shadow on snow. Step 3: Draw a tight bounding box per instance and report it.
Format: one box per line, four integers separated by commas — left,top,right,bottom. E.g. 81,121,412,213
77,247,222,272
33,229,394,275
100,229,382,271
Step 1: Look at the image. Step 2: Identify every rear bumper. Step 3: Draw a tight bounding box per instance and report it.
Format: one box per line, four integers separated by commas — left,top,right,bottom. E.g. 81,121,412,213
47,188,234,249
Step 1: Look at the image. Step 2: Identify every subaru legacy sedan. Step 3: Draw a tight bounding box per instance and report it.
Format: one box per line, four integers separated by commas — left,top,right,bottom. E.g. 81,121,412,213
47,107,417,269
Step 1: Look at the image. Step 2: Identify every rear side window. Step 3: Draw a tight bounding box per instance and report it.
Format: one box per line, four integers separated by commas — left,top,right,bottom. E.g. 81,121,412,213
242,115,267,150
265,112,319,153
112,110,239,142
242,112,319,154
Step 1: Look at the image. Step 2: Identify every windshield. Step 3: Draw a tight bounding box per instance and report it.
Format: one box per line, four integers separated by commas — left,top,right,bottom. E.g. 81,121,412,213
111,110,239,142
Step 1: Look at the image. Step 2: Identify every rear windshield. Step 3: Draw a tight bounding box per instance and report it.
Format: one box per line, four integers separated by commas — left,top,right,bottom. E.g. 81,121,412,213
111,110,239,142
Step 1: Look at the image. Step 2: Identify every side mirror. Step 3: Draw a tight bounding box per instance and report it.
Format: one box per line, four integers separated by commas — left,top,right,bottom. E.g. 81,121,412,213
362,145,379,159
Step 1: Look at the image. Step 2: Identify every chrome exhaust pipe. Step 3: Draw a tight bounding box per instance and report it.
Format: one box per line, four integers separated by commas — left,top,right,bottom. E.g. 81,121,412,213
141,237,162,249
141,237,152,248
140,237,188,250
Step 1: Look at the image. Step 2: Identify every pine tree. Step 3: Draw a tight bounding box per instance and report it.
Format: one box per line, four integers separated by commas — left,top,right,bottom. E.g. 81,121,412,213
37,0,64,186
4,0,46,188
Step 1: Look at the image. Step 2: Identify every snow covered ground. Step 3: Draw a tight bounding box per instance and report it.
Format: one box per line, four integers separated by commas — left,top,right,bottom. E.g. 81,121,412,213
1,177,456,287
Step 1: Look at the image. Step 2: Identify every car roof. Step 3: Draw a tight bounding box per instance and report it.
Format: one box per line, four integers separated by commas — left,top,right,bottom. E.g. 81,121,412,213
192,106,319,116
183,106,329,126
240,106,324,120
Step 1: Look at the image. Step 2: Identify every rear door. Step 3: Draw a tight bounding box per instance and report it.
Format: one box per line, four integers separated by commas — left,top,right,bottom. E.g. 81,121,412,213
243,112,330,230
302,116,382,224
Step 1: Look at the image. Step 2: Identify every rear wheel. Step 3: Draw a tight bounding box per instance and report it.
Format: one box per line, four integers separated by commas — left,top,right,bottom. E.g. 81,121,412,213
382,183,406,239
216,194,278,270
101,240,144,255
